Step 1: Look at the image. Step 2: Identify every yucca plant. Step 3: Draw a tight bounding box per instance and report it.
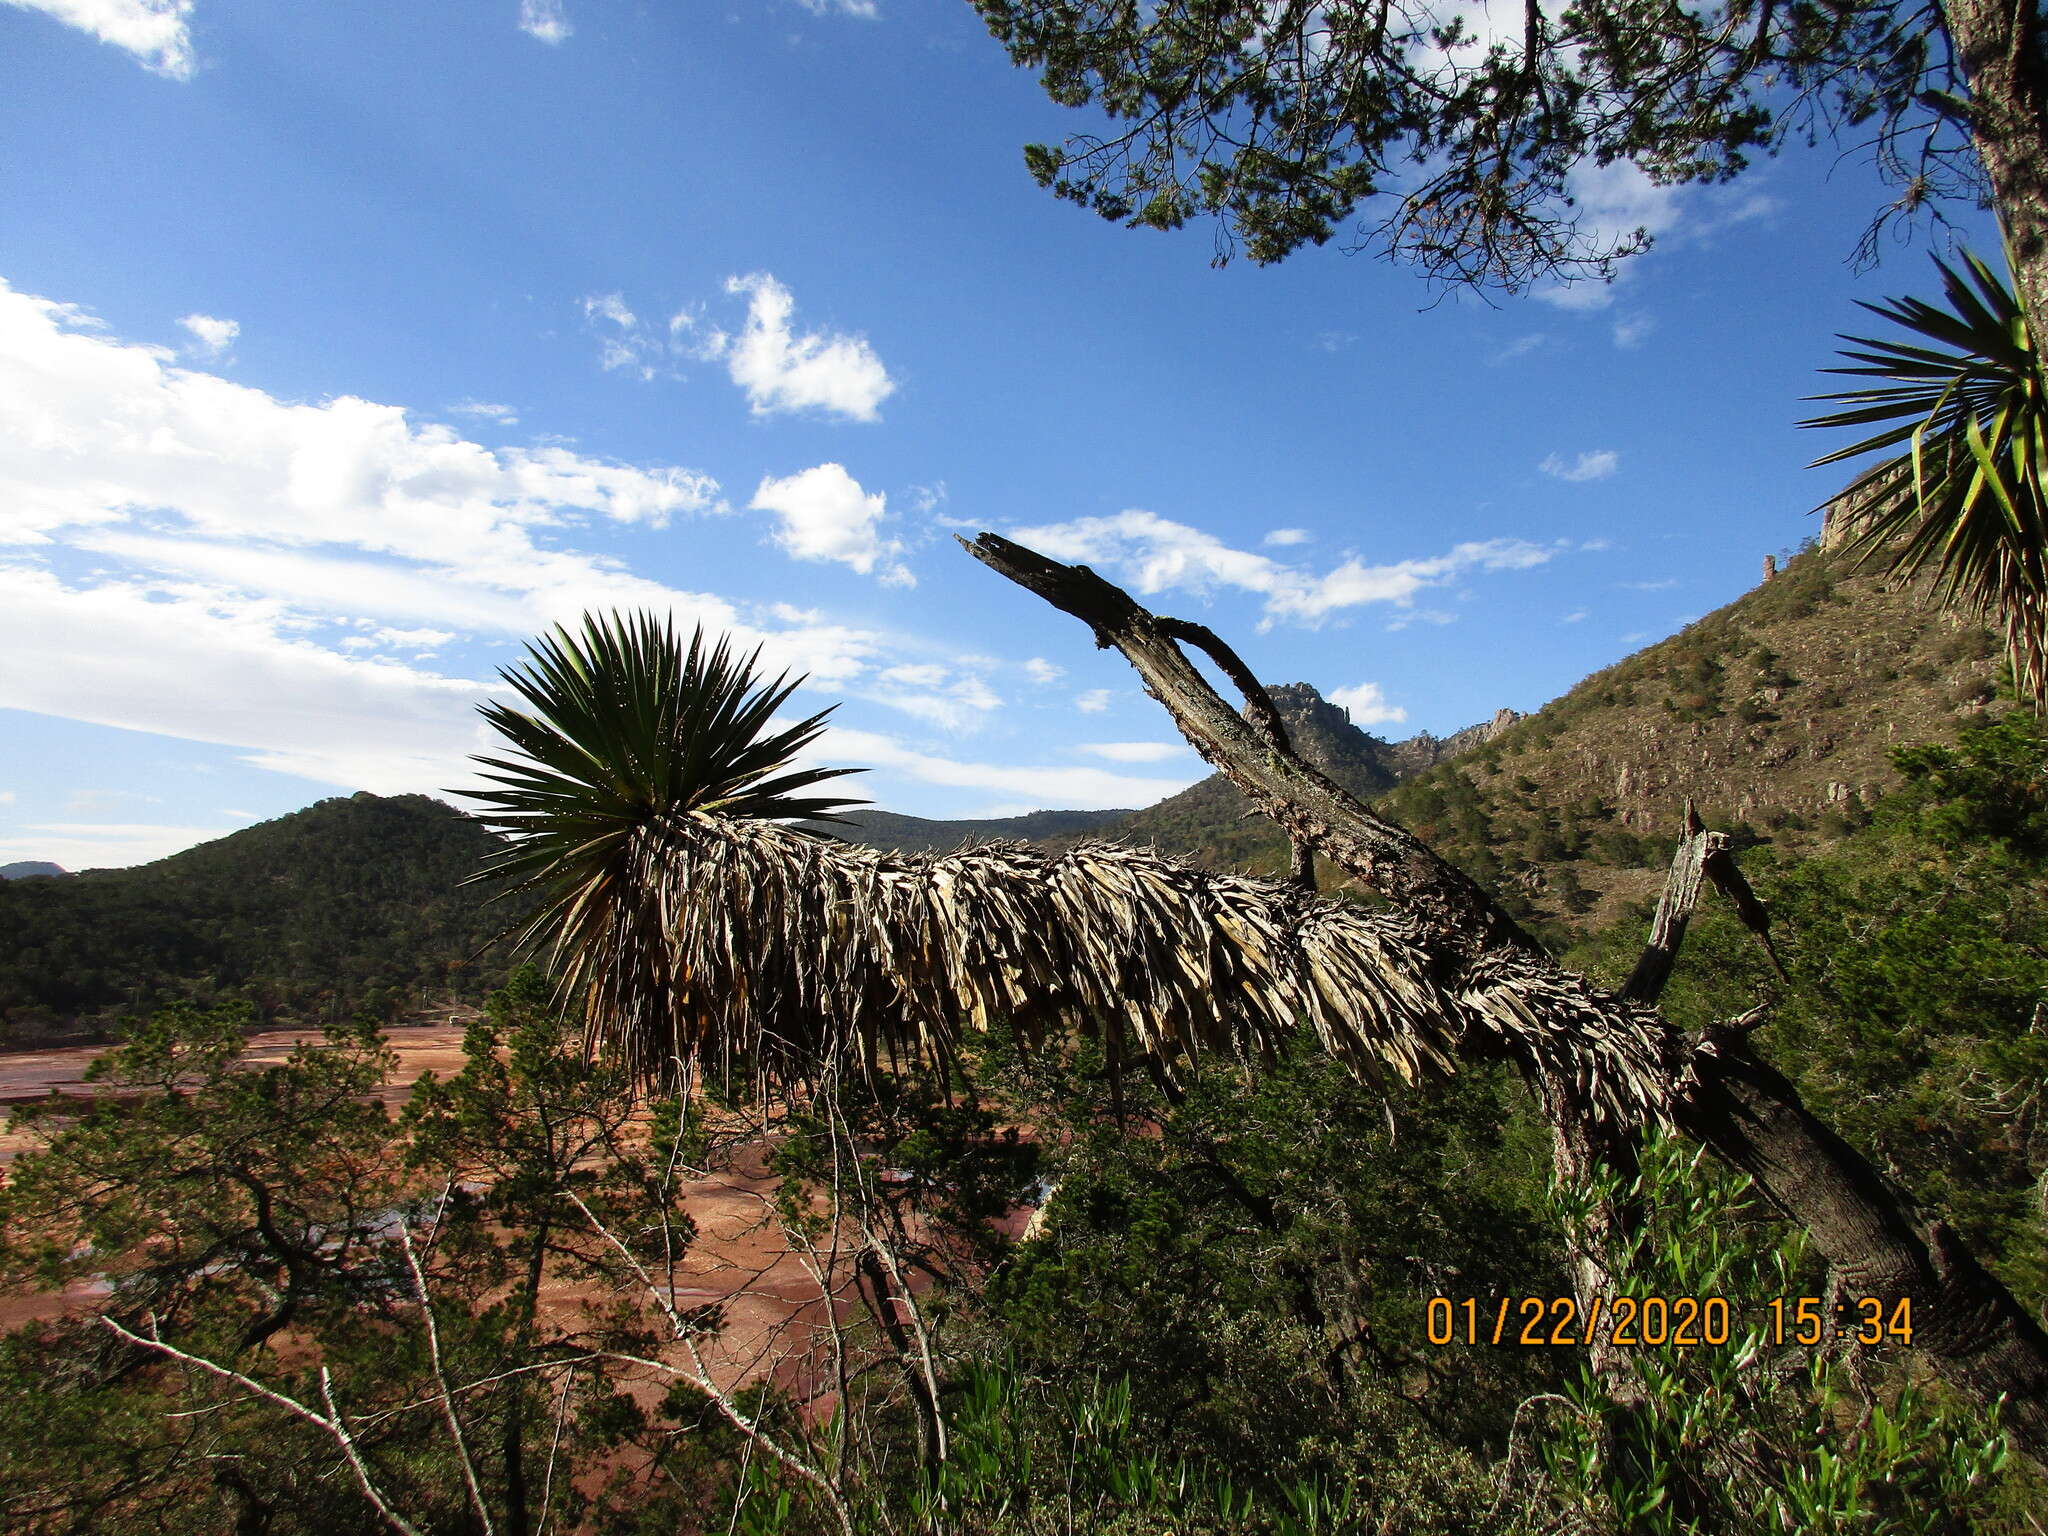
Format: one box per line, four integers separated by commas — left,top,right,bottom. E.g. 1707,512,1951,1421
459,611,868,1077
1802,244,2048,705
461,614,1674,1114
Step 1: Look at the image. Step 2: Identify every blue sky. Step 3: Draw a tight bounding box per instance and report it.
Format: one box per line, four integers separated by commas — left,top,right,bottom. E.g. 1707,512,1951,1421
0,0,1999,870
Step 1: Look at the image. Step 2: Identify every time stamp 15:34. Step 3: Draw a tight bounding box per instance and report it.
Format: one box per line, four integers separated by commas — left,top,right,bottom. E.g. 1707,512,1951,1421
1427,1295,1915,1348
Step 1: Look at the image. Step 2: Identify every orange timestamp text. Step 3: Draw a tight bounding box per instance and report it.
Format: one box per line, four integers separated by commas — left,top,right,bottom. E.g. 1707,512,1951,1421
1425,1295,1914,1348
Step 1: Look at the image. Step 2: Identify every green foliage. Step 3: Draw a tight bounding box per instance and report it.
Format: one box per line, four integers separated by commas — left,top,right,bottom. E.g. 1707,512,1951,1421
0,978,752,1535
962,1035,1563,1525
1532,1135,2030,1533
972,0,1971,291
464,610,866,951
1804,248,2048,705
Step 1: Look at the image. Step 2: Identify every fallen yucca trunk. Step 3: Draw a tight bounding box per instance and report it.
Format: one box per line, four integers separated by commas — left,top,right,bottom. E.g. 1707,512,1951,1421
577,813,1676,1127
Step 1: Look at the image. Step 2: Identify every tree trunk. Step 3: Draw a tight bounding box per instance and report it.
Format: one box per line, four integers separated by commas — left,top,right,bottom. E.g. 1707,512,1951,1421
964,531,2048,1463
1944,0,2048,340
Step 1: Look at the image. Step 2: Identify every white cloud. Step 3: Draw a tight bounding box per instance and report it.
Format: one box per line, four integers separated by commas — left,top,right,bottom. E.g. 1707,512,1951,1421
1075,689,1113,714
1383,608,1455,632
1076,741,1188,764
5,0,193,79
64,787,160,813
909,481,947,514
713,273,894,421
1534,160,1686,309
178,312,237,356
1540,450,1619,483
583,292,636,329
1491,332,1547,364
1616,577,1677,590
821,727,1191,810
1562,608,1589,623
864,673,1001,732
450,400,519,424
750,463,911,585
581,291,670,379
0,821,236,871
1022,657,1064,684
794,0,879,17
1263,527,1312,546
1612,315,1655,349
518,0,571,43
0,277,904,798
1326,682,1408,727
0,563,493,795
1010,509,1555,627
0,279,723,558
879,663,948,688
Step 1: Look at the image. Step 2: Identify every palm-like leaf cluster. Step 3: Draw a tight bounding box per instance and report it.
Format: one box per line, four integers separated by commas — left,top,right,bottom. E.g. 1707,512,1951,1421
464,613,1676,1121
1803,248,2048,702
460,611,866,1027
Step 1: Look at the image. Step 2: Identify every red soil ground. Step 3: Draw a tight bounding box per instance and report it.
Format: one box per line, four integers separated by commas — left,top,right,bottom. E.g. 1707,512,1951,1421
0,1024,972,1402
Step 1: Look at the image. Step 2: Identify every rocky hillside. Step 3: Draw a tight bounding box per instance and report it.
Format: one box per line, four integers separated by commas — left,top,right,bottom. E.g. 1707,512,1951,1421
0,862,63,880
1077,686,1520,877
1375,540,2001,928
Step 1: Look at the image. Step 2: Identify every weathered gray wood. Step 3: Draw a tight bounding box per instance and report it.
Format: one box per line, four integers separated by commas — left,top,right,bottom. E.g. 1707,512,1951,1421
1621,803,1720,1005
964,529,2048,1462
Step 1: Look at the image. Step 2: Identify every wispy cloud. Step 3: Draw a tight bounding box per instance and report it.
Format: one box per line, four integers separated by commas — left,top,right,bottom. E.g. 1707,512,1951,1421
1075,689,1113,714
1490,332,1546,364
1010,509,1555,628
794,0,880,17
1616,577,1677,591
581,291,669,380
517,0,571,43
1263,527,1312,546
449,400,519,425
1612,315,1655,350
1562,608,1589,624
178,312,237,357
0,821,237,871
1076,741,1189,763
6,0,195,78
1539,450,1619,483
820,727,1192,811
1023,657,1064,684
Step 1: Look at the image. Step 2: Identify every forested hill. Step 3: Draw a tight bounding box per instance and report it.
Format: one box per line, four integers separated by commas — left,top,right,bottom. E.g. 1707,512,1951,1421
0,793,518,1043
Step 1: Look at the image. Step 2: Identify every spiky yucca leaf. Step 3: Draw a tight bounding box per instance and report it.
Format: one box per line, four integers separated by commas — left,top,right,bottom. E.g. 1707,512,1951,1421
459,611,867,1020
560,813,1677,1127
1802,247,2048,702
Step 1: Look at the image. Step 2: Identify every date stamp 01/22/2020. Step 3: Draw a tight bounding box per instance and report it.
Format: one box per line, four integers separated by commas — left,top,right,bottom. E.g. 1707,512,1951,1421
1427,1295,1915,1349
